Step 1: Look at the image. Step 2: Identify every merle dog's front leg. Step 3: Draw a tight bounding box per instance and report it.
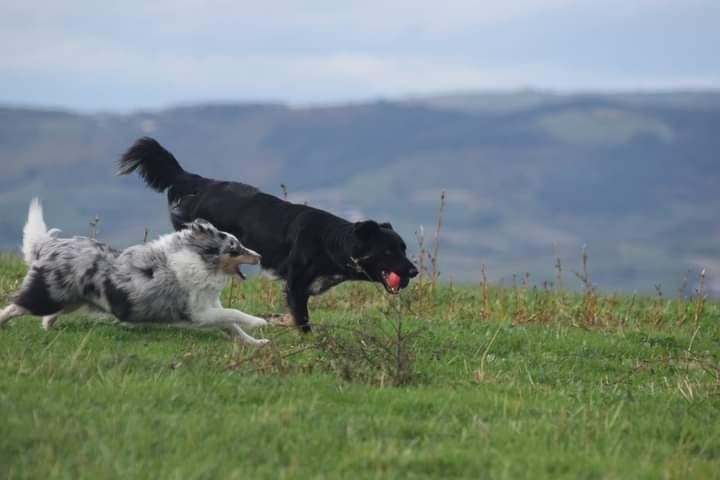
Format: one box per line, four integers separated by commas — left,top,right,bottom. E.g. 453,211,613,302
286,278,311,333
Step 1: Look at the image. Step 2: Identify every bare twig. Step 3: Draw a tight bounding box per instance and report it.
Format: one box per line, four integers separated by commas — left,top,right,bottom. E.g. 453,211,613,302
480,264,490,321
414,225,426,280
688,269,706,352
677,269,691,325
652,284,665,327
429,190,445,289
554,251,564,291
89,214,100,239
572,245,597,327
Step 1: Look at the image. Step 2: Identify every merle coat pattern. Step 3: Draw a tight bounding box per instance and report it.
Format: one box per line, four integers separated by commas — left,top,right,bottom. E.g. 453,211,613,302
118,137,419,332
0,199,269,344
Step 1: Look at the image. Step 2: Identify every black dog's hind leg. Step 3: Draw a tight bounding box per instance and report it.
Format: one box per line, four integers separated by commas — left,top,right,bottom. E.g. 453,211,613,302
286,277,311,333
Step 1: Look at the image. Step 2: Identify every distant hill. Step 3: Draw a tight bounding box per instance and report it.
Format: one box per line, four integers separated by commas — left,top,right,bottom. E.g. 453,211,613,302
1,90,719,294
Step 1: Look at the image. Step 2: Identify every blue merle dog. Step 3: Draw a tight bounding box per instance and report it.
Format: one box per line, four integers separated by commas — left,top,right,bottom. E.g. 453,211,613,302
0,198,269,345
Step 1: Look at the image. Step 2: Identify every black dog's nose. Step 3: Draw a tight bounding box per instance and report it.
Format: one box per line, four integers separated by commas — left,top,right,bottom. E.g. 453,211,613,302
409,266,419,278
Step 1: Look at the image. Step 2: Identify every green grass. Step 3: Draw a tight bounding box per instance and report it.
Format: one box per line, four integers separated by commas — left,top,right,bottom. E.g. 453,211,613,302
1,254,719,479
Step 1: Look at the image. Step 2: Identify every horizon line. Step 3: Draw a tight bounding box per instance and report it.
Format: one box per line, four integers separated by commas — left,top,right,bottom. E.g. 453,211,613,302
2,86,720,116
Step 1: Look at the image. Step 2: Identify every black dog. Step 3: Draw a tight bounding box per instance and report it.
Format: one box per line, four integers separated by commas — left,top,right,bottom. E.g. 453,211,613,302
118,138,418,332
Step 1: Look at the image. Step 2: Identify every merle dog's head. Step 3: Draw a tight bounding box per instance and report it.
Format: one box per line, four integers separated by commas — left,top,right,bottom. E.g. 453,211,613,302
350,220,418,294
184,218,261,279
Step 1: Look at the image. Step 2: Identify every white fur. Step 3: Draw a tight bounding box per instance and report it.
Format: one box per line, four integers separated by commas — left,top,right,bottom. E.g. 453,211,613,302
0,304,28,326
4,199,270,345
22,197,49,265
193,308,269,345
42,314,59,331
165,248,269,343
167,249,227,310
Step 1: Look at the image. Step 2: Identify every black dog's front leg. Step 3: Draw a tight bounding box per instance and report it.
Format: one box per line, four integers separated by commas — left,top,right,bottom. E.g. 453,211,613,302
286,278,311,333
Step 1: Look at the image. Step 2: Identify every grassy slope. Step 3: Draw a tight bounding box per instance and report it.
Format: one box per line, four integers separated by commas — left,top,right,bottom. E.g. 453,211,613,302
2,98,720,293
1,254,719,479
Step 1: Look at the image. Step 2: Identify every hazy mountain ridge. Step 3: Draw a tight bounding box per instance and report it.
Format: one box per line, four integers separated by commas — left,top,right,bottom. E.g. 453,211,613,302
1,91,718,293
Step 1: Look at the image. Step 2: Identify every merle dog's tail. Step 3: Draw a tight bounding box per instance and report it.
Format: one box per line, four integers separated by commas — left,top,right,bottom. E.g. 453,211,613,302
117,137,186,192
22,198,53,265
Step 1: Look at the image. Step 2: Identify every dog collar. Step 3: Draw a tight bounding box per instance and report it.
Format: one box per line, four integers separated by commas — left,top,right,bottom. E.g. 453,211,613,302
347,255,373,279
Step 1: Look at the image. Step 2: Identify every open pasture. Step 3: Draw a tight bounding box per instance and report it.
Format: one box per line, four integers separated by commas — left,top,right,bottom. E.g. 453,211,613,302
1,254,718,479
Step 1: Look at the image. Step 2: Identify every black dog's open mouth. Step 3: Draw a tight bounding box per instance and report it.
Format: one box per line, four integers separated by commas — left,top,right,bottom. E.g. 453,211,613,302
381,270,402,295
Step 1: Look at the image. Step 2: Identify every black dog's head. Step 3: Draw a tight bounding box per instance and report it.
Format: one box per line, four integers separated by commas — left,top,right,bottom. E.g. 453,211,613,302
351,220,418,294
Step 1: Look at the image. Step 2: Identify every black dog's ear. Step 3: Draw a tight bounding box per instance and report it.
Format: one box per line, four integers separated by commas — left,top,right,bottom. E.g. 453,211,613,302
353,220,380,240
379,222,394,230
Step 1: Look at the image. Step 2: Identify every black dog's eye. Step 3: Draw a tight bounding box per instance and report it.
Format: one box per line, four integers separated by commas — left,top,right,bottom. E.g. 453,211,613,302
385,249,392,255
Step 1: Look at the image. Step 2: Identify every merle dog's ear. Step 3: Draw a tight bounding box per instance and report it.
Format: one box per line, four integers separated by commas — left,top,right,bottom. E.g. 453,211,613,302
187,218,215,235
379,222,394,230
353,220,380,240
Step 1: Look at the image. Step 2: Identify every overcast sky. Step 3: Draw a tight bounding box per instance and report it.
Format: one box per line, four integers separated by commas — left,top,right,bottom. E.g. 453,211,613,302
1,0,718,111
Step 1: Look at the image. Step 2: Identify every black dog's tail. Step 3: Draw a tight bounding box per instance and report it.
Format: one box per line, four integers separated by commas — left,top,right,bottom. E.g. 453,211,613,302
117,137,186,192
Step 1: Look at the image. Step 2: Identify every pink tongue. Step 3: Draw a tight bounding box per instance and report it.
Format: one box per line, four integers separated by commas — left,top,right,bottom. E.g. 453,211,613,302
386,271,401,289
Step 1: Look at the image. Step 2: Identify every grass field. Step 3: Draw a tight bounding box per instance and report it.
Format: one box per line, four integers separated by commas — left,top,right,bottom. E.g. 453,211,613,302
1,253,719,479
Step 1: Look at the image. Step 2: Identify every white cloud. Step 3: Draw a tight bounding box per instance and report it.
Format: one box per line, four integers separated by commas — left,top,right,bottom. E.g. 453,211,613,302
0,0,577,34
3,0,706,35
1,0,718,109
2,39,719,110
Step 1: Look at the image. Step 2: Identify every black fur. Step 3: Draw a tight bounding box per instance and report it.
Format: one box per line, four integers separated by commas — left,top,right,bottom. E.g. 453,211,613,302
83,282,98,297
80,258,100,295
118,137,419,332
14,267,64,316
103,278,132,321
118,137,185,191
